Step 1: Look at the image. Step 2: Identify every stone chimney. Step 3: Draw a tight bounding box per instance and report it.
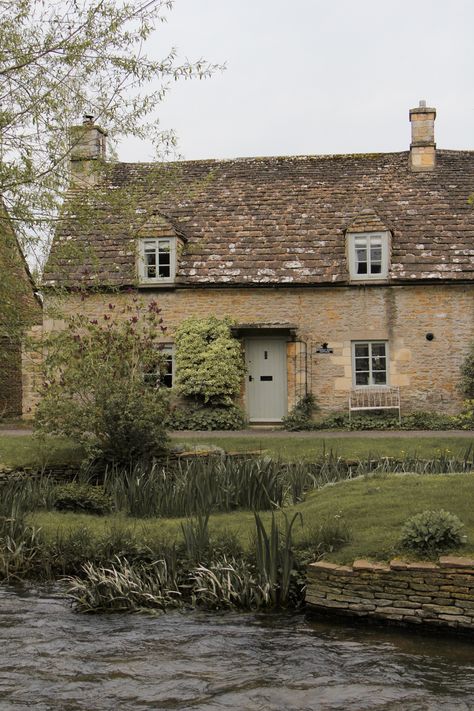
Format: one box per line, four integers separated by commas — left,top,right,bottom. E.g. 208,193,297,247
409,100,436,171
69,115,107,187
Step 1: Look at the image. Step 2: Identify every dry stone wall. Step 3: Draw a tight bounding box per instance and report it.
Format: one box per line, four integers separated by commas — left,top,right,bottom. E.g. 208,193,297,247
307,557,474,633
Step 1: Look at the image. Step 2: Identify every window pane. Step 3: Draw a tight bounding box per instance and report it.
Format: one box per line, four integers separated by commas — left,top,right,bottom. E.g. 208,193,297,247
355,244,367,274
372,356,386,371
355,357,370,370
158,263,171,278
371,343,386,357
356,371,369,386
162,355,173,387
372,371,387,385
355,344,369,358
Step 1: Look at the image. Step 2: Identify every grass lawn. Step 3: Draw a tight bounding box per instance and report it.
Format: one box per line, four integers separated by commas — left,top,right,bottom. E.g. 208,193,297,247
173,434,473,461
0,435,83,468
0,432,471,469
31,472,474,564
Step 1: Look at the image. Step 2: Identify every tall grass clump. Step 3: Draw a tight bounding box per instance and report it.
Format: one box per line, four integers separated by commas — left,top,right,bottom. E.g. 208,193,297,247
66,511,307,613
103,456,288,517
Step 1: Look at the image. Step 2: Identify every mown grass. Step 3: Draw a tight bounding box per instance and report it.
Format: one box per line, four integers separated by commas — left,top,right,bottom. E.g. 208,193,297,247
0,431,471,468
30,472,474,564
172,434,473,461
0,434,83,468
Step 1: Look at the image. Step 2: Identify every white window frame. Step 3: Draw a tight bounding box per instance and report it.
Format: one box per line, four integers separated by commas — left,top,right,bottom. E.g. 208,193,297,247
347,231,389,280
352,341,389,388
138,237,176,284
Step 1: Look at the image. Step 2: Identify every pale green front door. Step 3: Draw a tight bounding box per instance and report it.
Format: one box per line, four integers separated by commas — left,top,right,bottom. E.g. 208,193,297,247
245,338,288,422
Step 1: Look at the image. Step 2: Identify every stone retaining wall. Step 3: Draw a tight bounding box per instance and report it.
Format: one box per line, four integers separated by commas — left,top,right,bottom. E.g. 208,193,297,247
307,557,474,633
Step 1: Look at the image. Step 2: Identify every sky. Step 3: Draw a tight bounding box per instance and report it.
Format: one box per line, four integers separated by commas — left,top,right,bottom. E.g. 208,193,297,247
121,0,474,162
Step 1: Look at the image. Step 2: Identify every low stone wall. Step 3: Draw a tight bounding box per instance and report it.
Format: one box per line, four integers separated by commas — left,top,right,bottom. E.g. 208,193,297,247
307,557,474,633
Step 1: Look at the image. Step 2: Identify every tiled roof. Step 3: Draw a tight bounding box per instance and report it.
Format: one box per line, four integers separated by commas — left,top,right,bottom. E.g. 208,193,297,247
44,149,474,287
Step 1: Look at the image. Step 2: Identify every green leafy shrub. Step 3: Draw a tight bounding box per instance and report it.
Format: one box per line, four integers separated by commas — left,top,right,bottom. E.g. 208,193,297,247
52,482,113,515
455,400,474,430
174,316,246,405
311,409,462,431
166,404,246,430
282,393,318,431
460,342,474,398
399,509,465,555
401,411,459,430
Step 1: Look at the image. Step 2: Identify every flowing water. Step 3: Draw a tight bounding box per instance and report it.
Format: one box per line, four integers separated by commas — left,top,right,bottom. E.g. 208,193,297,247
1,585,474,711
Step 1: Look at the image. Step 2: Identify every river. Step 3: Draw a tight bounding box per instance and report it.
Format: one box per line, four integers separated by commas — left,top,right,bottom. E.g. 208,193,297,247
1,585,473,710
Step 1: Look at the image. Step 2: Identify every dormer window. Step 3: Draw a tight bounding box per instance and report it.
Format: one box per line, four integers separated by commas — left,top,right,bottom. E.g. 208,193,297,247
348,231,389,280
139,237,176,283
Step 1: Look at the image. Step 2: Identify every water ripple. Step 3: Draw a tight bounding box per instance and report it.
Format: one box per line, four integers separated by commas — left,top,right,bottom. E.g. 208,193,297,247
1,586,474,710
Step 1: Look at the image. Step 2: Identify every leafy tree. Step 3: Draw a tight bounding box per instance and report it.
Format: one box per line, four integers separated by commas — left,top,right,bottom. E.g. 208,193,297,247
174,316,246,406
34,298,170,463
0,0,220,249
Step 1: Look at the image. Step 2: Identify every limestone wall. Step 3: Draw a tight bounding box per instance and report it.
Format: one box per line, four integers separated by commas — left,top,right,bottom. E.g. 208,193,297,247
40,282,473,418
307,557,474,633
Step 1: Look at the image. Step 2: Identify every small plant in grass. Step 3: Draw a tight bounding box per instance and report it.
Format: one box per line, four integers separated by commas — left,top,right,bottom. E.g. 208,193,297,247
399,509,465,555
52,482,113,515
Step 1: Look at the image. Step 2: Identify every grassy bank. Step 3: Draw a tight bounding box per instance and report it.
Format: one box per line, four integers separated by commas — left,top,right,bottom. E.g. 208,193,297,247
31,471,474,562
1,452,473,612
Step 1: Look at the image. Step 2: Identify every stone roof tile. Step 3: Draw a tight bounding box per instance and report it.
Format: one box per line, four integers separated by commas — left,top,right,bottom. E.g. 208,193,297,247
44,150,474,287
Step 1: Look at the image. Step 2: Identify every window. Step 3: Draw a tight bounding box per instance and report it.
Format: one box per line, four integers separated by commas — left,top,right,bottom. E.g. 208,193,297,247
139,237,176,283
348,232,389,280
161,344,174,388
144,344,174,388
352,341,388,387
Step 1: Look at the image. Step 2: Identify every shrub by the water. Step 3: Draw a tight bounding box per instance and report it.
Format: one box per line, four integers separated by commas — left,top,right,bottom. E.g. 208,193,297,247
52,482,113,515
399,509,465,555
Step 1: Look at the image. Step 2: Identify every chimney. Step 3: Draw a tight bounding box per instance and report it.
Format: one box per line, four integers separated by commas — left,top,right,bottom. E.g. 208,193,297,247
69,115,107,187
409,100,436,171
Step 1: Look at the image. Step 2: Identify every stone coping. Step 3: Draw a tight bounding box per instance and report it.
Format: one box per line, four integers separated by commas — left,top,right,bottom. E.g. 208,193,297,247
310,555,474,573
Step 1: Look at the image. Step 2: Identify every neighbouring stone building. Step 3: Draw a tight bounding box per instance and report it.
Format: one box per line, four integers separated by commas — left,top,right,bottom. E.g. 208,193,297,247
27,102,474,422
0,205,42,417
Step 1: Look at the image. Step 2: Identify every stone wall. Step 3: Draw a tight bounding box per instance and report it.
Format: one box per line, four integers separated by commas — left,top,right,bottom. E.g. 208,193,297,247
307,557,474,633
0,338,22,416
34,282,473,420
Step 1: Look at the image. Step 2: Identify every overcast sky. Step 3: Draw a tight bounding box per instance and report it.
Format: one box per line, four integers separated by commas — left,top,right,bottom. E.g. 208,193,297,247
119,0,474,162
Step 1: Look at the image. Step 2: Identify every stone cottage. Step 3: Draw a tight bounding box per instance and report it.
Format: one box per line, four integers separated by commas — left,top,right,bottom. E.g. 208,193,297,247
32,102,474,422
0,204,42,416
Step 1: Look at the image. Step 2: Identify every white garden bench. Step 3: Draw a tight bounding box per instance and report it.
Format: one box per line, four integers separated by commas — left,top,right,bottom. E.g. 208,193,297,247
349,386,401,424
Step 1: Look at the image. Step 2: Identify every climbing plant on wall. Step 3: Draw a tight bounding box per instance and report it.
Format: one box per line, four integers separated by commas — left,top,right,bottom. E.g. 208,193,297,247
174,316,246,406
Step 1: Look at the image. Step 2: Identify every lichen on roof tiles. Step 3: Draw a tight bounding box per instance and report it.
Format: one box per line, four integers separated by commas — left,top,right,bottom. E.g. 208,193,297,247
43,150,474,287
